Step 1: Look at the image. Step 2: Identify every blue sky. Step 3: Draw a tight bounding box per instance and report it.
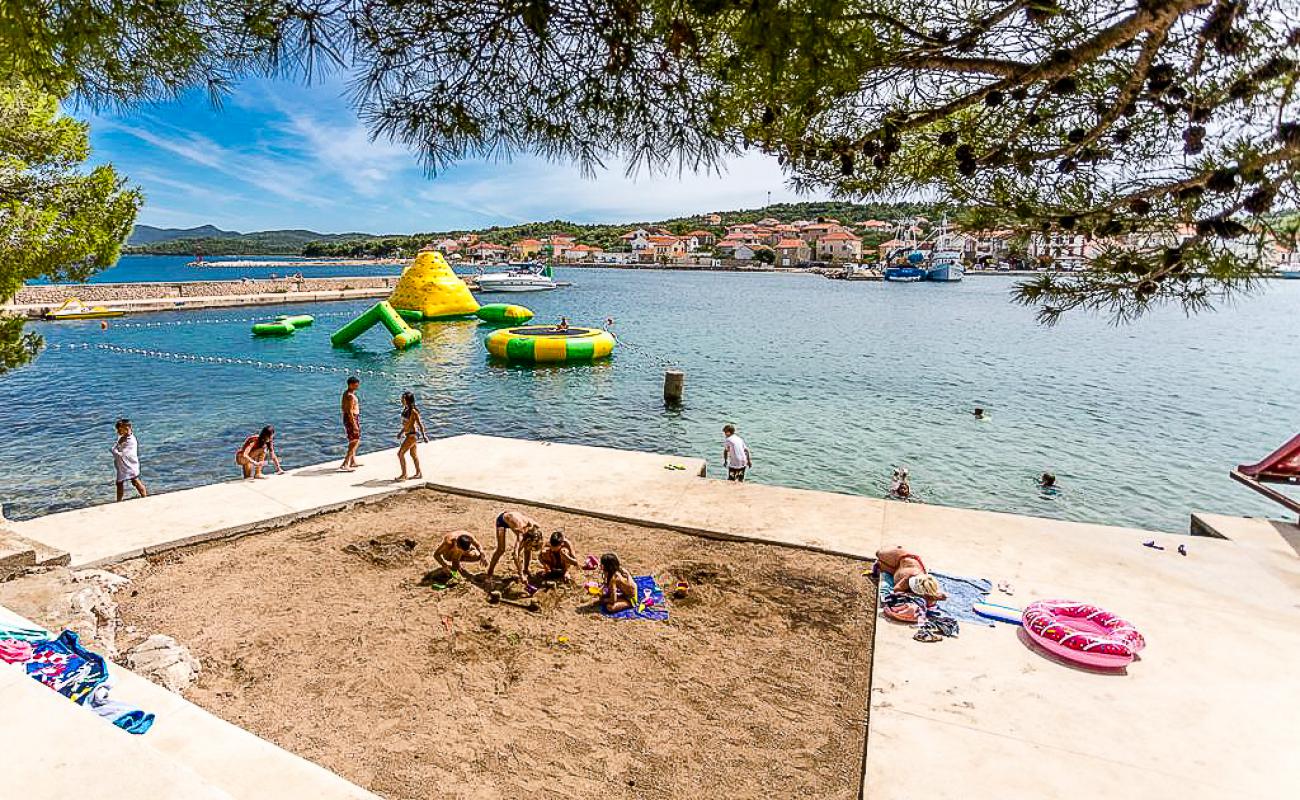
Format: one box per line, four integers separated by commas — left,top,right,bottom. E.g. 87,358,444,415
80,77,826,234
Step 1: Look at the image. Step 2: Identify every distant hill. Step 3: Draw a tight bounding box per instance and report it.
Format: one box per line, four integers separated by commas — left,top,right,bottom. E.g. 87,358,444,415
125,226,378,255
128,224,241,245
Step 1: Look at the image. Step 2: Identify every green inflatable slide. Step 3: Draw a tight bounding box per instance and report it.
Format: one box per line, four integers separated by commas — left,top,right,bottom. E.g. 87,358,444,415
331,301,422,350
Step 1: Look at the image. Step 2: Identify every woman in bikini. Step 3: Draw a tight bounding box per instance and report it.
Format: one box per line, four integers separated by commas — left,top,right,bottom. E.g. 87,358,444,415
395,391,427,481
599,552,637,613
875,545,947,603
235,426,283,480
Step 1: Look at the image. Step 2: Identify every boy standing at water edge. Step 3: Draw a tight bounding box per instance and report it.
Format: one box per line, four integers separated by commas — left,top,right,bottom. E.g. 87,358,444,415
722,424,752,482
340,377,362,472
111,419,148,501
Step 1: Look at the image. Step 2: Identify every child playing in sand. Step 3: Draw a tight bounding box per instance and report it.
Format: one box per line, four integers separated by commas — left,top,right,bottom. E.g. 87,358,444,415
433,531,484,578
875,545,947,603
111,419,148,502
538,531,580,581
487,510,545,587
599,552,637,613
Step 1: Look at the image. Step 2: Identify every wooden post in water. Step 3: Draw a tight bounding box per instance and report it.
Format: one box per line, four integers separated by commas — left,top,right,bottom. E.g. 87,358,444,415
663,370,684,407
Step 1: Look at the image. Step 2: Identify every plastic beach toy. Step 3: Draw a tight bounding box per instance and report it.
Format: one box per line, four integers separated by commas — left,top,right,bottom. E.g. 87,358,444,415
672,580,690,598
1022,599,1145,669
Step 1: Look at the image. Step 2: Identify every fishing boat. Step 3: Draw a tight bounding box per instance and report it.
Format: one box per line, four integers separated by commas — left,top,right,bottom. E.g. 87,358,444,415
923,218,966,282
43,297,126,320
474,263,558,293
882,219,928,282
883,261,927,282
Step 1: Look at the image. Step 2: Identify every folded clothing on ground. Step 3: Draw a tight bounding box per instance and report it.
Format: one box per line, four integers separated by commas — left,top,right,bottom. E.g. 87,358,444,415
602,575,668,621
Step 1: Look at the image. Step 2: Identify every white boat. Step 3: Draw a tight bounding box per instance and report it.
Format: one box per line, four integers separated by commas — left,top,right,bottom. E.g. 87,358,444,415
924,219,966,282
925,250,965,282
474,264,558,293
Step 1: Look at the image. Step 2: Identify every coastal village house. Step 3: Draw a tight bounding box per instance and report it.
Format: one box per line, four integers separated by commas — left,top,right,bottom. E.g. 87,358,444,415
774,238,811,266
511,238,543,260
816,231,863,262
555,243,603,262
1027,232,1094,270
466,241,509,262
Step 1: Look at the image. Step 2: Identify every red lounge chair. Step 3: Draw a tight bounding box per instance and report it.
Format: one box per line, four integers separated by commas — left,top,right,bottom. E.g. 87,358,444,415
1231,434,1300,517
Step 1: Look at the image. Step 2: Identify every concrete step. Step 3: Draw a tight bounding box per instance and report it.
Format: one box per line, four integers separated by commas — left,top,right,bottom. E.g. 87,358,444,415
0,530,37,580
1,662,235,800
0,603,379,800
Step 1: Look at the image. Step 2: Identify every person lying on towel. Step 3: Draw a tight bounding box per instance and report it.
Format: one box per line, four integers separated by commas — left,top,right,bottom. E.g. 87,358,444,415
599,552,637,613
875,545,948,604
433,531,484,578
538,531,580,581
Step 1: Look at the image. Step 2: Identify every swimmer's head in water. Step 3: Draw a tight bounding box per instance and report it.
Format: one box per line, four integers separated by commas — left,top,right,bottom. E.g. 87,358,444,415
974,407,985,417
549,531,564,547
456,534,474,550
1041,472,1056,487
908,574,941,598
600,552,621,578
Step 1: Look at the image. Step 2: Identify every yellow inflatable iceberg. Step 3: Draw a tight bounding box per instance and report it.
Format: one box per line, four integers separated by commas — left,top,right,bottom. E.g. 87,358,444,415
389,249,480,320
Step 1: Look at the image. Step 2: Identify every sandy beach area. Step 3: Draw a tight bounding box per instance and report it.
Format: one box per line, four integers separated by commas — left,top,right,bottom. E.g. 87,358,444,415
114,489,874,800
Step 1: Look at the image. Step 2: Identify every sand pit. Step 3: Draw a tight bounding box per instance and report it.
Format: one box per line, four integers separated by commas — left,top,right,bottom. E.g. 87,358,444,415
117,490,874,799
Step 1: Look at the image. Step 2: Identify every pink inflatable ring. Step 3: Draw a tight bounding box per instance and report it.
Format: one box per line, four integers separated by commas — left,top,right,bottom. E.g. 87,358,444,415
1022,600,1146,668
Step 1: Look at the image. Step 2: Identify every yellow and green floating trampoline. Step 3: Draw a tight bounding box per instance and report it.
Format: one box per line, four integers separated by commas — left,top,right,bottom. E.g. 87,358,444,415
485,326,615,363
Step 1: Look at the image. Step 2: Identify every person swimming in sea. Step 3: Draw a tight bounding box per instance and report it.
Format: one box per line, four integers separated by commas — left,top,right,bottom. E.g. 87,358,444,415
973,407,986,420
888,466,912,500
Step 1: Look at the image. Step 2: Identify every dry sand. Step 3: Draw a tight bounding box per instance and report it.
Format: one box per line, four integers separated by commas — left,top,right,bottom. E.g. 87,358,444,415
117,489,874,799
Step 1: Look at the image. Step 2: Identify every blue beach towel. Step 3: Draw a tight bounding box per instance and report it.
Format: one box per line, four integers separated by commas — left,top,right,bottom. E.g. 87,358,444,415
877,570,993,626
24,630,155,734
602,575,668,621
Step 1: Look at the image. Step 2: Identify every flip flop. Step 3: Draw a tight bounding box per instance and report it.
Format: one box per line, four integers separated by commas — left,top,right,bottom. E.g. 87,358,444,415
1142,540,1165,550
1177,544,1188,556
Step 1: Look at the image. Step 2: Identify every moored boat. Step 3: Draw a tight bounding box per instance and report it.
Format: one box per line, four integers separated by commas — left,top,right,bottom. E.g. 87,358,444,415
43,297,126,320
474,264,558,292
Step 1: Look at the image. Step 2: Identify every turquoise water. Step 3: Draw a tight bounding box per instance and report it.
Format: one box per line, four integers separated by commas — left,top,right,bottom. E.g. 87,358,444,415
5,258,1298,531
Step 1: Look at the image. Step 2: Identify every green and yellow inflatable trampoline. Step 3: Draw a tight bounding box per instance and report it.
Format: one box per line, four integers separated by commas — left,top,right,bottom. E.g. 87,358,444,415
485,326,615,363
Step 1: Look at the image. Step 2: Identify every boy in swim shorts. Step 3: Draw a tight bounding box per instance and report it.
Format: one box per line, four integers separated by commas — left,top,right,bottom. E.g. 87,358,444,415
538,531,580,581
433,531,484,578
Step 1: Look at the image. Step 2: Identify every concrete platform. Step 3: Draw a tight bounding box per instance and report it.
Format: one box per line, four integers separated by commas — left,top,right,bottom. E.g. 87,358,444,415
0,604,378,800
3,287,391,318
7,435,1299,799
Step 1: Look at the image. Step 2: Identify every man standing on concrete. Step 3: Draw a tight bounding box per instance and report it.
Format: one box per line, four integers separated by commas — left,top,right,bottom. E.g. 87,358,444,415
722,424,752,482
340,376,362,472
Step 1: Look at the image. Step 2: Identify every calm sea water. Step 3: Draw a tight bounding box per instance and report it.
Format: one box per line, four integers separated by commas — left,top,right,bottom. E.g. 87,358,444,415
4,256,1297,531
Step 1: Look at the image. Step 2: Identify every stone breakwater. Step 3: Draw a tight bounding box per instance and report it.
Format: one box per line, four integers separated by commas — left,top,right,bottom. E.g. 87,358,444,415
14,276,398,306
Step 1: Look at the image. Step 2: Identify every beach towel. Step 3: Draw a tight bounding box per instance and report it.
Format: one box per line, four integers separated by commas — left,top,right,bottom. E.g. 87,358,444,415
602,575,668,621
26,630,108,705
0,621,50,642
24,630,155,734
876,570,993,626
88,679,156,735
0,638,35,663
